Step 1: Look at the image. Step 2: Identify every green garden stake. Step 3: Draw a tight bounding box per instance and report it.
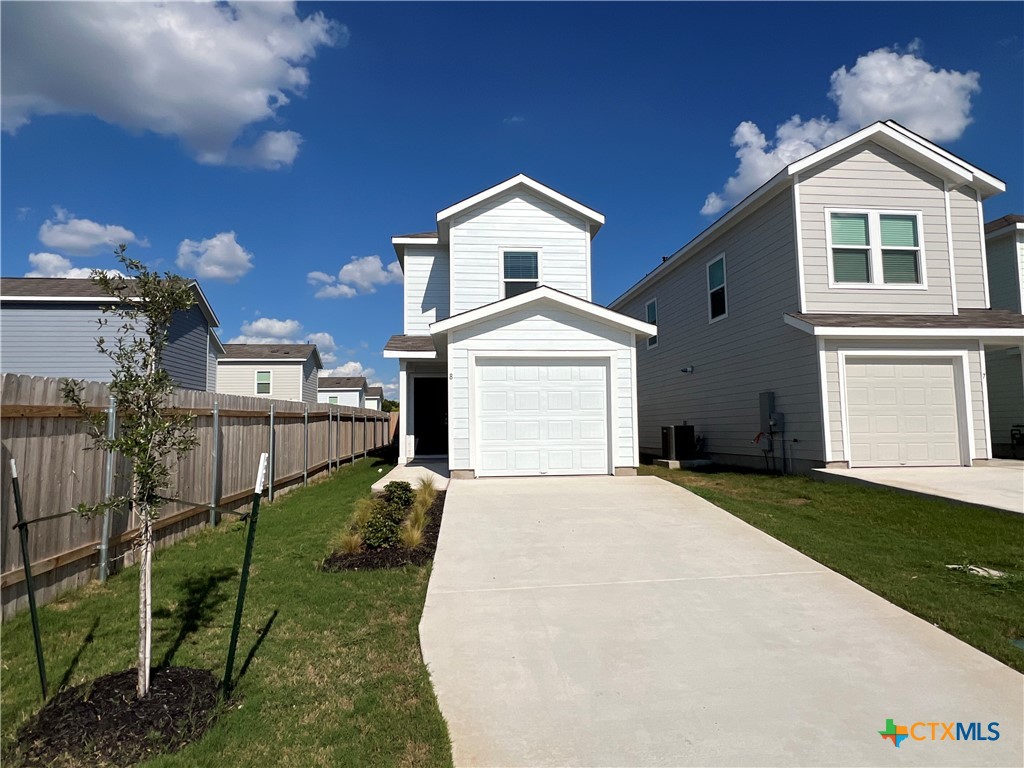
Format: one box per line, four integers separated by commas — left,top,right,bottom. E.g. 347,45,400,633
10,458,48,700
223,451,268,698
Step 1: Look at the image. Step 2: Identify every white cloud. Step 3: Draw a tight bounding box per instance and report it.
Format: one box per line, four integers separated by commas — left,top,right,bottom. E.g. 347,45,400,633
240,317,302,338
320,360,375,379
25,251,121,278
229,319,337,363
177,232,254,283
38,207,145,255
308,255,403,299
503,115,525,124
700,42,981,215
1,2,344,169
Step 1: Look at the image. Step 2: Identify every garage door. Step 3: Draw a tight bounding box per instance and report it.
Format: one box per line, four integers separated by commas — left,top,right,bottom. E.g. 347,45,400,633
476,359,609,476
845,358,963,467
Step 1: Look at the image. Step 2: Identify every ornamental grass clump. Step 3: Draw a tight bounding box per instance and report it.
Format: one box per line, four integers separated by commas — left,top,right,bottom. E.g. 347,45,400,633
335,480,433,557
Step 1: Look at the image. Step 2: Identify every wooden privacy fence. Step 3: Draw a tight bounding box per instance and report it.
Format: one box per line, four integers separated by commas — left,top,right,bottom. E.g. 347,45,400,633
1,373,393,621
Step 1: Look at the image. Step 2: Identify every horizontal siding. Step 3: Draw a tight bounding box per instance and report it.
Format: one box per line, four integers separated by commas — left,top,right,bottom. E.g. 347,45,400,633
206,335,218,392
216,361,303,402
301,358,318,405
450,191,589,314
985,231,1023,313
162,305,209,391
824,339,989,462
985,346,1024,454
404,245,450,334
318,390,362,406
800,143,954,314
448,306,636,471
618,189,824,469
949,186,987,309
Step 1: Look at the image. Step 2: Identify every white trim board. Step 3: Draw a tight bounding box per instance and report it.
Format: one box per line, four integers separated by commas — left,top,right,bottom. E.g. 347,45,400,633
783,314,1024,339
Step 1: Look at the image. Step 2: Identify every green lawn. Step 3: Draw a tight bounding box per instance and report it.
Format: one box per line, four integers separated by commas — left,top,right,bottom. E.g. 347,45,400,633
1,459,452,768
641,464,1024,673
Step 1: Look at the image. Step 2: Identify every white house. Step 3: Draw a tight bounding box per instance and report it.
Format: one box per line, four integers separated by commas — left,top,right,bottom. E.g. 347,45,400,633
384,175,656,477
983,214,1024,456
317,376,367,407
365,385,384,411
217,343,323,404
611,121,1023,472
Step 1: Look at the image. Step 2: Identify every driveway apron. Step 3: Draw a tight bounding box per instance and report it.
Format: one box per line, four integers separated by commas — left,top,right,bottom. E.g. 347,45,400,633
420,476,1023,767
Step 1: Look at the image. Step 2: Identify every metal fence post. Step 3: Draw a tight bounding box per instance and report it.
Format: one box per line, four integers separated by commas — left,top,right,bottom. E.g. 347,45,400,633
303,404,309,487
99,395,116,583
268,404,276,502
210,400,220,526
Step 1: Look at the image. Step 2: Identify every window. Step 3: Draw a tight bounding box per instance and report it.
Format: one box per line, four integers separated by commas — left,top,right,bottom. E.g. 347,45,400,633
256,370,271,395
829,210,923,286
328,396,338,404
707,254,727,321
503,250,538,297
645,299,658,348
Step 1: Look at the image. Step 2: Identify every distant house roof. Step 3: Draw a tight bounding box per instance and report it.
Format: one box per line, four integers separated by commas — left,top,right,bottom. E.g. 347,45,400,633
985,214,1024,236
784,309,1023,337
221,343,324,368
0,276,221,328
366,386,384,399
318,376,367,391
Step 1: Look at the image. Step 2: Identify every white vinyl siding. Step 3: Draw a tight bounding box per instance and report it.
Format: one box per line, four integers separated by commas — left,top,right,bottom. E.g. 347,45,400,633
948,187,988,309
618,190,824,471
404,245,450,335
216,361,305,402
447,306,636,473
822,339,988,463
317,389,362,406
800,143,953,313
450,190,589,314
985,230,1023,313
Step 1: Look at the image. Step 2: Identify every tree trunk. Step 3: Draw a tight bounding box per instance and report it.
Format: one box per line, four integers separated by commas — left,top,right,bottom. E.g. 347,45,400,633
136,503,153,698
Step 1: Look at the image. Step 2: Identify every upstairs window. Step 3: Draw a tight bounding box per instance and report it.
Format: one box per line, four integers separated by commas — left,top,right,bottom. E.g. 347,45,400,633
646,299,658,348
707,254,727,322
256,370,271,395
829,210,924,286
503,250,539,297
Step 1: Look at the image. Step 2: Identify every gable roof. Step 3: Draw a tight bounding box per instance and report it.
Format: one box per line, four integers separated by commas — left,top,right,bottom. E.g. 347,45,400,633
430,285,656,338
366,386,384,399
0,276,221,328
318,376,367,391
221,343,323,368
985,214,1024,238
610,120,1007,310
393,174,604,260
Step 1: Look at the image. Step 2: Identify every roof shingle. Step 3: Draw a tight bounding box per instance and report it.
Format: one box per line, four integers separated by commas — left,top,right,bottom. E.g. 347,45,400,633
221,343,319,361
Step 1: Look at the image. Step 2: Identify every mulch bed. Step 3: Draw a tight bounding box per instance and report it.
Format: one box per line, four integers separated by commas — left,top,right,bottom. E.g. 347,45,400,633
10,667,219,768
321,491,446,571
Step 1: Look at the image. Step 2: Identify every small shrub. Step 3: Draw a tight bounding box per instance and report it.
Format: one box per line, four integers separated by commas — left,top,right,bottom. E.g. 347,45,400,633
362,501,406,549
399,521,424,551
382,481,415,510
338,532,363,554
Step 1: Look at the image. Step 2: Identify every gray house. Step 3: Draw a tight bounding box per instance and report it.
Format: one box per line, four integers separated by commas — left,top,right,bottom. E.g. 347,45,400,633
611,121,1023,472
0,277,223,391
983,214,1024,456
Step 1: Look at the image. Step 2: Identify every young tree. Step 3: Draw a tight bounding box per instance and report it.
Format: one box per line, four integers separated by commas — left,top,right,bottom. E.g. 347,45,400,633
62,245,199,698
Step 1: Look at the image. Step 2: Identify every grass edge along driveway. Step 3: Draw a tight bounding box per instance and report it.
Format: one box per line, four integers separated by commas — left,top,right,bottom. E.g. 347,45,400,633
640,464,1024,674
1,458,453,768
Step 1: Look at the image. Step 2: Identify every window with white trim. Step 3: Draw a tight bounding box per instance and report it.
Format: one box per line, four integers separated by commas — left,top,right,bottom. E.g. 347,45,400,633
503,250,538,297
328,396,338,404
256,370,271,395
707,254,727,321
829,210,923,285
645,299,658,347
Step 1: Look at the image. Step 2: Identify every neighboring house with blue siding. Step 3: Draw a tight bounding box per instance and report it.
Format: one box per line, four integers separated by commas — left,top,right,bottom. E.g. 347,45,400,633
384,174,656,477
217,344,323,404
611,121,1023,473
983,214,1024,456
0,277,223,391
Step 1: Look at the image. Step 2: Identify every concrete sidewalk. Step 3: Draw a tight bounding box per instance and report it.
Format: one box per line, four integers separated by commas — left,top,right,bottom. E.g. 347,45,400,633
420,476,1023,767
814,461,1024,514
370,461,449,495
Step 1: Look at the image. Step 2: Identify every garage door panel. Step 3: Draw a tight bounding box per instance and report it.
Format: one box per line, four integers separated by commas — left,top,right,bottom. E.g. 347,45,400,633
845,358,962,467
476,359,609,476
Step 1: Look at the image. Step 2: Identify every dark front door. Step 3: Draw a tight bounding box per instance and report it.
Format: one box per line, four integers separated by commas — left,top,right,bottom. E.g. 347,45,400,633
413,376,448,456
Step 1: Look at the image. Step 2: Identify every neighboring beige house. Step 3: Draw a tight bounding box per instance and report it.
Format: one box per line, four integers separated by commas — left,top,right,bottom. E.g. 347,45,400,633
317,376,367,407
365,385,384,410
217,343,323,404
983,214,1024,456
611,121,1023,472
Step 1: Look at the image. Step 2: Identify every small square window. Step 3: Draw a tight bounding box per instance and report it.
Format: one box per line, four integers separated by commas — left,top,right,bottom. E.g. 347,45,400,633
256,371,271,395
828,211,923,286
503,250,538,297
328,396,338,404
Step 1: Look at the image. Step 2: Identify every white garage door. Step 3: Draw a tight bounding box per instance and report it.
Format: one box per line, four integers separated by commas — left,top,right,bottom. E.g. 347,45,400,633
476,359,609,476
845,358,963,467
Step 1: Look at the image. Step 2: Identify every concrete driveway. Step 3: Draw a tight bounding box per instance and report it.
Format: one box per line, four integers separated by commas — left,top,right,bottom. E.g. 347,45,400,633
420,476,1023,767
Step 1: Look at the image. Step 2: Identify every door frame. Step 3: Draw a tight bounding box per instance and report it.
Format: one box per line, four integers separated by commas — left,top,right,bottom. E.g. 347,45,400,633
410,373,448,459
837,350,974,467
468,351,615,477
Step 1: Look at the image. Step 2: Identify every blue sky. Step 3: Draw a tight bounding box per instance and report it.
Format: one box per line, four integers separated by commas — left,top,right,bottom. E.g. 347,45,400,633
3,2,1022,397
